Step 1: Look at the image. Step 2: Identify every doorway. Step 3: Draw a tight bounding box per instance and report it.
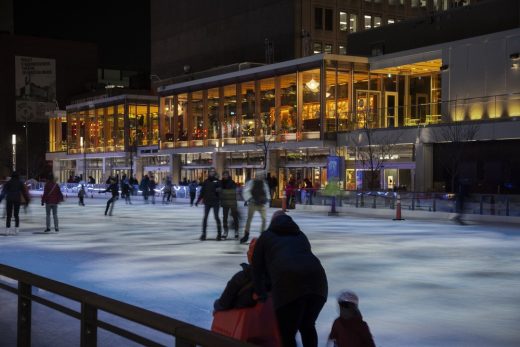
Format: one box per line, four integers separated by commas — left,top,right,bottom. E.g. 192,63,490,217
385,92,398,127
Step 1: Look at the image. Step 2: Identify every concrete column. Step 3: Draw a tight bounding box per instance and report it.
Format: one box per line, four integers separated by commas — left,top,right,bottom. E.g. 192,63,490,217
268,149,280,176
213,152,226,177
414,143,433,192
135,156,144,181
172,154,181,185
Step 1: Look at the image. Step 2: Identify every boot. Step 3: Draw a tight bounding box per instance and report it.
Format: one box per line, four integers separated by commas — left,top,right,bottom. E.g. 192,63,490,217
240,232,249,244
216,231,222,241
222,229,228,239
234,230,239,239
200,233,206,241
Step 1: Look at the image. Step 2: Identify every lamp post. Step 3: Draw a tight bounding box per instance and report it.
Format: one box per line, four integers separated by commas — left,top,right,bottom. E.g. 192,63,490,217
23,122,29,179
11,134,16,172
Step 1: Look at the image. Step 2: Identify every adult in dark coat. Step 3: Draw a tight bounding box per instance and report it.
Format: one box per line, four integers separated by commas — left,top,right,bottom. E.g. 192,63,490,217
100,179,119,216
252,210,328,347
220,170,240,239
195,168,222,240
0,172,30,234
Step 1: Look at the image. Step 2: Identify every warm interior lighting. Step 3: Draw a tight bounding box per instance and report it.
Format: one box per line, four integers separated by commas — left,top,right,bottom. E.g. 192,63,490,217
306,77,319,92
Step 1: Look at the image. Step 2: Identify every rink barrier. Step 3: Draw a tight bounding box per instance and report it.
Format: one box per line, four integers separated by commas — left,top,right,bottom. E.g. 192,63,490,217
0,264,253,347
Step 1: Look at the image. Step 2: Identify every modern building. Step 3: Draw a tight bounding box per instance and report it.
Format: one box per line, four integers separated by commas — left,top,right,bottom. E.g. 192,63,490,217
151,0,482,79
46,93,159,183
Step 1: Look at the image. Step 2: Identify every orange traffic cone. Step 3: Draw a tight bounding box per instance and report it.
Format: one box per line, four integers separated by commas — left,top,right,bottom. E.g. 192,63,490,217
393,194,405,221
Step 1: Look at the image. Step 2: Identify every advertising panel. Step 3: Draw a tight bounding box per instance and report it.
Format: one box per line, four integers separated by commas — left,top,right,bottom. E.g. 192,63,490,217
15,56,56,123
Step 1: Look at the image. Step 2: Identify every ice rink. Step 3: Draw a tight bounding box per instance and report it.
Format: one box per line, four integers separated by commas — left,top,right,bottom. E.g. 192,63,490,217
1,197,519,346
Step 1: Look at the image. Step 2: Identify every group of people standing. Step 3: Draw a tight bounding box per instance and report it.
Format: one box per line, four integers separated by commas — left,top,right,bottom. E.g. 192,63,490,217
213,210,376,347
195,168,271,243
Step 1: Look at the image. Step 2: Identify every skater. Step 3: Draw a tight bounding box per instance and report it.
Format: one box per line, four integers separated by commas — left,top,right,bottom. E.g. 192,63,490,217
0,172,30,235
162,176,173,204
252,211,328,347
220,171,240,239
189,179,198,206
121,175,132,204
78,184,86,206
267,172,278,206
41,174,64,232
328,290,376,347
100,178,119,216
195,168,222,241
241,171,270,244
149,175,157,204
140,175,150,203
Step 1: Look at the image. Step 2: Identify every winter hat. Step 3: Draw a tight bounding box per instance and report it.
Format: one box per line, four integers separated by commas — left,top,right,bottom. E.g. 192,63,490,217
247,237,258,263
271,210,287,222
338,290,359,306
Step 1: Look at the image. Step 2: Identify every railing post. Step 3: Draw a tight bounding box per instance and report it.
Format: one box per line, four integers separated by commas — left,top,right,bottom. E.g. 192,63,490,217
480,195,484,215
17,282,31,347
81,303,97,347
506,197,510,216
355,191,359,208
412,193,415,210
432,193,436,212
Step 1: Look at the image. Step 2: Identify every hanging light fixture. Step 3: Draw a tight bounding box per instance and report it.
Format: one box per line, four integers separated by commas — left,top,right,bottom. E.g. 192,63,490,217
305,77,320,92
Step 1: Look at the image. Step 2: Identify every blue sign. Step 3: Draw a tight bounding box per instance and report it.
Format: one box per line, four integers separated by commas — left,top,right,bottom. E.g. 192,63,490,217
327,156,341,180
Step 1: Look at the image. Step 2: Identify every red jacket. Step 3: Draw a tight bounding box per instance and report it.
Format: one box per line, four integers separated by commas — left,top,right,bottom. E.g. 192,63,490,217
42,182,64,204
329,316,376,347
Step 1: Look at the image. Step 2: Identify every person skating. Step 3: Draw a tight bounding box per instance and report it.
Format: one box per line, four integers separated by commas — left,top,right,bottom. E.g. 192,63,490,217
78,184,86,206
195,168,222,241
328,290,376,347
0,172,30,235
100,178,119,216
241,171,270,244
121,175,132,204
140,175,150,203
252,210,328,347
220,170,240,239
189,180,198,206
162,176,173,204
41,174,64,232
149,175,157,204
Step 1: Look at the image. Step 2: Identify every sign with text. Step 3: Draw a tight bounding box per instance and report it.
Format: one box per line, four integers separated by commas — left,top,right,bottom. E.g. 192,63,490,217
15,56,56,123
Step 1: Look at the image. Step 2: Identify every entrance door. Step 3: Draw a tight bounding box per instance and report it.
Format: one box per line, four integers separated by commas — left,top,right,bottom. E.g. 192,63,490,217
355,90,381,128
385,92,398,127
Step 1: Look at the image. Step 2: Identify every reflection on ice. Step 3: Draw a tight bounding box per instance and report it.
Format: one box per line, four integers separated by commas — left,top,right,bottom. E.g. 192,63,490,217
0,199,519,346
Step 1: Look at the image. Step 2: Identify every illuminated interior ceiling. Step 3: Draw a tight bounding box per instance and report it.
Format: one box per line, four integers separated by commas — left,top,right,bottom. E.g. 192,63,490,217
371,59,442,75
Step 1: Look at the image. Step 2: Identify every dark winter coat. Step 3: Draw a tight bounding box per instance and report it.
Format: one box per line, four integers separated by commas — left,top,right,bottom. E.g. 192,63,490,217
42,181,63,204
329,315,376,347
252,214,328,310
220,178,237,208
102,183,119,198
213,263,257,312
1,179,29,204
196,176,220,206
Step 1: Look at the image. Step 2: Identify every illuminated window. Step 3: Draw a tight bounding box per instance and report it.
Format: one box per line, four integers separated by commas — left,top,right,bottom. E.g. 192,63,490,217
324,44,333,54
339,45,346,55
388,18,395,24
339,11,347,31
313,42,323,54
374,16,382,28
350,14,357,32
364,15,372,30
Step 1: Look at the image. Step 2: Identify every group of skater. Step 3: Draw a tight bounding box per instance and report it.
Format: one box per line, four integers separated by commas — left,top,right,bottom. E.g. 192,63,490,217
195,168,271,243
212,209,376,347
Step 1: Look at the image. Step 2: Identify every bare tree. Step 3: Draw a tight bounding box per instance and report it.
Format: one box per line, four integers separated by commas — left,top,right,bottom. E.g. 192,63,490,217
433,121,480,192
255,126,276,171
347,124,404,191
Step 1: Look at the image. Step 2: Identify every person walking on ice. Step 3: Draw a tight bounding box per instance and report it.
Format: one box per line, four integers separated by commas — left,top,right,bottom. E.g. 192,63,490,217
195,168,223,241
241,171,270,244
41,174,63,232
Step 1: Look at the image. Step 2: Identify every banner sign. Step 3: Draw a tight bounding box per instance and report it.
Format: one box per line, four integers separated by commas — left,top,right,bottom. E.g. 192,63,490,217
15,56,56,123
327,156,341,180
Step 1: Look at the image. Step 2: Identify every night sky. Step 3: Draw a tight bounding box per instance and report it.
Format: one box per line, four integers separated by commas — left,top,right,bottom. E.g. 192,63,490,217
13,0,150,71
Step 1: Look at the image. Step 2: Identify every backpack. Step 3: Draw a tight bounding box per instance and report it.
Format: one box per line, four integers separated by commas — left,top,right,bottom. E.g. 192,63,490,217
251,179,267,205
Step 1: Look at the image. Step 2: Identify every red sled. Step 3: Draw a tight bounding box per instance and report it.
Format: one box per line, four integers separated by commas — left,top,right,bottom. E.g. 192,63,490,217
211,296,282,346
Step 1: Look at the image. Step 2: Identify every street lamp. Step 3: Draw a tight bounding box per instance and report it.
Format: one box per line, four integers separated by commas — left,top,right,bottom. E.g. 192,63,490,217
23,122,29,179
11,134,16,172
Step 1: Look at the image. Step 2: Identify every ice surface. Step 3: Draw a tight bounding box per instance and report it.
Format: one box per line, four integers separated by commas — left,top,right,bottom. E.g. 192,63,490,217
1,198,519,346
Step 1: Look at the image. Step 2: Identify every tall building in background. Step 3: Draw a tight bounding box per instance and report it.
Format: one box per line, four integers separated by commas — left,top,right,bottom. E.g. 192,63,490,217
151,0,484,79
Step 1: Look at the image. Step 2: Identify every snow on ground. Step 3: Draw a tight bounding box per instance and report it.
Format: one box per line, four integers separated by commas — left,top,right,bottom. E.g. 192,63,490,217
1,197,520,347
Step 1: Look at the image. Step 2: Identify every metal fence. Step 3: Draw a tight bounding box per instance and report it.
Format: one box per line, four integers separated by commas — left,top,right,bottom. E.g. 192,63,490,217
0,264,252,347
